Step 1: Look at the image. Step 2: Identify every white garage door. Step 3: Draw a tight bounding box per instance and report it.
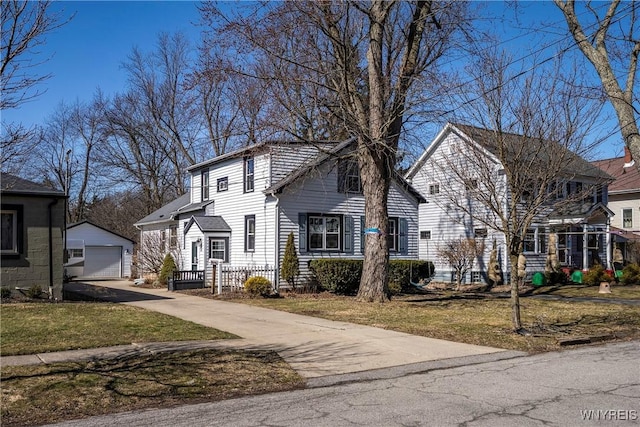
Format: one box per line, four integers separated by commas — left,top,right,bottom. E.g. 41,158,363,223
84,246,122,277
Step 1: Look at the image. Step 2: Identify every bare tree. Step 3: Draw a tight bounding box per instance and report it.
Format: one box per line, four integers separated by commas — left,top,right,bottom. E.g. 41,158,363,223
431,52,609,330
200,1,470,302
1,0,71,172
1,0,70,109
437,238,485,291
554,0,640,167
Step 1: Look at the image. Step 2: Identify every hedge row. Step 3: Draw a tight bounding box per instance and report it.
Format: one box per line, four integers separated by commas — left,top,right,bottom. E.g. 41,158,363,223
309,259,434,295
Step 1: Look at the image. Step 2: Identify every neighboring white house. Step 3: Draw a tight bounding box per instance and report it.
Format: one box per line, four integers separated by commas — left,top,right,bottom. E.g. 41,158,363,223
405,123,614,284
135,139,425,288
593,148,640,262
65,221,134,279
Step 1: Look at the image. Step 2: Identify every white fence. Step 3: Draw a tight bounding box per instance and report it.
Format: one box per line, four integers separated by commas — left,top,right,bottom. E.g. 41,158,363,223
208,263,276,293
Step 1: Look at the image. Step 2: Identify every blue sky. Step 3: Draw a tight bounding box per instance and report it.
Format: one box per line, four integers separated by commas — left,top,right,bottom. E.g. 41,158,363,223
3,1,202,128
2,1,627,160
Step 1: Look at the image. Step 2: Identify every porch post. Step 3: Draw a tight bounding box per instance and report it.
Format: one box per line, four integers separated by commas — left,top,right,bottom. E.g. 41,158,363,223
583,224,588,269
605,223,611,270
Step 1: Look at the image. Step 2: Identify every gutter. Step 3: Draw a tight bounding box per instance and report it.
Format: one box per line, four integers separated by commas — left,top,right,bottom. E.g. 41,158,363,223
270,191,281,293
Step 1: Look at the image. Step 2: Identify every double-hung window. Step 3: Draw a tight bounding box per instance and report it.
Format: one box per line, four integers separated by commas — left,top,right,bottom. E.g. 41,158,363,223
201,170,210,201
623,209,633,228
387,218,398,251
209,238,228,262
337,159,362,194
428,183,440,195
245,215,255,252
309,215,341,251
169,225,178,249
244,157,254,193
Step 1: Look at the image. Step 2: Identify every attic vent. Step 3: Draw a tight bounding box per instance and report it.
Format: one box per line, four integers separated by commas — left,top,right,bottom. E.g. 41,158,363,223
159,214,164,218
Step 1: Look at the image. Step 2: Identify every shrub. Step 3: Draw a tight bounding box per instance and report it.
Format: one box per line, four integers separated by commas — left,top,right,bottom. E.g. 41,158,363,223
1,287,11,301
244,276,272,297
582,264,613,286
158,254,177,286
621,263,640,285
280,232,300,289
388,260,435,293
545,271,567,286
26,285,44,299
309,259,362,295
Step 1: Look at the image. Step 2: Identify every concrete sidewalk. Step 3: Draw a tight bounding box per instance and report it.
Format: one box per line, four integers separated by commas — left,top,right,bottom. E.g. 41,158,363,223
4,281,523,382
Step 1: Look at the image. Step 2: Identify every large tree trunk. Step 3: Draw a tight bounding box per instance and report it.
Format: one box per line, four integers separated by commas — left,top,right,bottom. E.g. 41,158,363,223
357,141,392,302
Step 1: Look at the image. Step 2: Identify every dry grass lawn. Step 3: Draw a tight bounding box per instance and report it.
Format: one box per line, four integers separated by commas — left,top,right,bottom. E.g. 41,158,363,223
193,288,640,353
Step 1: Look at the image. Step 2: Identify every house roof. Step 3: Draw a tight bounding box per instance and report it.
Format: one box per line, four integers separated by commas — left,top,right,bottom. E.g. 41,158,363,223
67,220,136,243
1,173,65,197
186,140,341,173
451,123,613,181
592,156,640,194
185,215,231,233
548,201,614,224
405,123,613,182
265,137,427,203
133,193,191,227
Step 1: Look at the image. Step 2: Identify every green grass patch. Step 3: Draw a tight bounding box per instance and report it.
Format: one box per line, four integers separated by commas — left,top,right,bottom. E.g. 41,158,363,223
1,303,238,356
1,349,304,426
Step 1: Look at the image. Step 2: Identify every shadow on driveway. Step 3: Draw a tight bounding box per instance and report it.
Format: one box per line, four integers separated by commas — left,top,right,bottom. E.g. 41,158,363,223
63,282,172,303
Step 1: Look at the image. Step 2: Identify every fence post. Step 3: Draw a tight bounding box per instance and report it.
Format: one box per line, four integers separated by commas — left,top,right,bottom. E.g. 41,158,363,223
217,260,223,295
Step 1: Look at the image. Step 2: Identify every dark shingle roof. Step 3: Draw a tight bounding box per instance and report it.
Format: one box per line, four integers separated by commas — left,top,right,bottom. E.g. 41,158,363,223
186,216,231,233
1,173,65,196
134,193,191,226
452,123,613,181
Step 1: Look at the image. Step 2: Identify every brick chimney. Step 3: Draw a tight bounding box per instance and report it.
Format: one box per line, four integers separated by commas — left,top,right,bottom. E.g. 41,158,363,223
624,146,635,169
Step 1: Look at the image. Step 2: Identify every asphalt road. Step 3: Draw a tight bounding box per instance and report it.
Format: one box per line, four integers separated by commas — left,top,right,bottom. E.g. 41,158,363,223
47,340,639,427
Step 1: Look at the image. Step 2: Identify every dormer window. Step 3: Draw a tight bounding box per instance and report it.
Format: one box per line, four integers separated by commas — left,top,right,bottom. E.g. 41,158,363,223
201,170,210,201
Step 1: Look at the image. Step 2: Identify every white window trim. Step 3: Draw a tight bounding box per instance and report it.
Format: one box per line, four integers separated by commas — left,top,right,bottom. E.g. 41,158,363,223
308,215,341,251
622,208,633,229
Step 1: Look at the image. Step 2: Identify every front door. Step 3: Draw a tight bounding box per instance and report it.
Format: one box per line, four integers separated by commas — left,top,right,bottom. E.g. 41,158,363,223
191,241,198,271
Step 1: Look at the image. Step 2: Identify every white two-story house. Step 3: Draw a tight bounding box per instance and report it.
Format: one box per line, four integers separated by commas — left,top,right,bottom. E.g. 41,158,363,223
135,138,425,288
405,123,614,284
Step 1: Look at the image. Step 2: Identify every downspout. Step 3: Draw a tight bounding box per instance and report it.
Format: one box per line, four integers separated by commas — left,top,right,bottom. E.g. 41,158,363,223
270,191,280,293
48,198,59,300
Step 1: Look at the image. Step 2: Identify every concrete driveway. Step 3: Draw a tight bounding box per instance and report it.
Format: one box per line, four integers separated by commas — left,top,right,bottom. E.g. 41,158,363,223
63,280,520,380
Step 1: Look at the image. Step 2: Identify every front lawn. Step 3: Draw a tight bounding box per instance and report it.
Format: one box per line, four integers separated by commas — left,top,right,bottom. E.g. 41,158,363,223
0,302,303,426
1,302,237,356
202,290,640,353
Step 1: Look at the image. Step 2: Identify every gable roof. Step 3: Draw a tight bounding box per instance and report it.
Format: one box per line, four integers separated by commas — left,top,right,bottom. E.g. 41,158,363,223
184,215,231,234
592,156,640,194
451,123,612,181
67,220,135,243
405,123,613,182
134,193,191,227
265,137,426,203
1,173,65,197
186,140,340,173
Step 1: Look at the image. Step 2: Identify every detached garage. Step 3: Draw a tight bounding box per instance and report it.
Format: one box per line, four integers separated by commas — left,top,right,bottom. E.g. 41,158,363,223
66,221,134,279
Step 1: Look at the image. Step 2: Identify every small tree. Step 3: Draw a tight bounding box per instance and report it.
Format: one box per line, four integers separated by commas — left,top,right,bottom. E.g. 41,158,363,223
437,238,485,291
280,232,299,290
158,253,177,286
